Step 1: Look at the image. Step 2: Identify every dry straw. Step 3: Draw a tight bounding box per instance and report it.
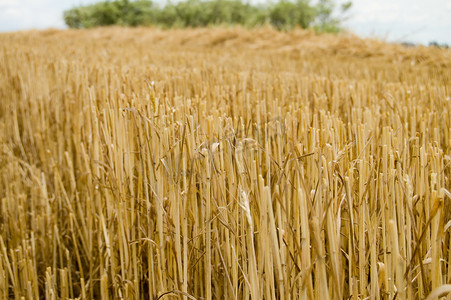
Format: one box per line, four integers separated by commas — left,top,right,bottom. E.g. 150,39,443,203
0,27,450,299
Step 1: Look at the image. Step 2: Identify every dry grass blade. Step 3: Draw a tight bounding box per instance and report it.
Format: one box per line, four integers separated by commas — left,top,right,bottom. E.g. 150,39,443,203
0,26,450,299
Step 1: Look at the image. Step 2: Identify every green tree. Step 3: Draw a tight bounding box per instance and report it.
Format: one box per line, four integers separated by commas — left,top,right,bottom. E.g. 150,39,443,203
63,0,351,33
64,0,154,29
268,0,315,30
313,0,352,33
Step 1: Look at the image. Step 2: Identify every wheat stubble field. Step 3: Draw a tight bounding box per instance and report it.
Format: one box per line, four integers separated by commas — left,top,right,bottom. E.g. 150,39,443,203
0,27,450,299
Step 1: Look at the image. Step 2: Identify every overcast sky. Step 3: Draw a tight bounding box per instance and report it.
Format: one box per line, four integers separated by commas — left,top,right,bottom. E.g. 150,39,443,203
0,0,450,45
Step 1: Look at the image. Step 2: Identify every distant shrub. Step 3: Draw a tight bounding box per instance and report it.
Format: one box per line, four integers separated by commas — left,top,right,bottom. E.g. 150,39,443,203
156,0,262,28
429,41,449,49
268,0,316,30
64,0,156,29
64,0,351,33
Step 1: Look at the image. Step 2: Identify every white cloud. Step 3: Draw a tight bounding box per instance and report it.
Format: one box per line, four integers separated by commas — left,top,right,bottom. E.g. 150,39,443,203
0,0,96,31
0,0,17,5
3,7,21,16
344,0,451,44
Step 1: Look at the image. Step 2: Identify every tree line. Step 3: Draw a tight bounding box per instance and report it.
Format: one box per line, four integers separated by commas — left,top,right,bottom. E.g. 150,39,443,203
64,0,352,32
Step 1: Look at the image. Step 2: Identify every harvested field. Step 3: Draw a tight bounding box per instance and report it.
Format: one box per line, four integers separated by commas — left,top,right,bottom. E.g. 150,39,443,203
0,27,450,299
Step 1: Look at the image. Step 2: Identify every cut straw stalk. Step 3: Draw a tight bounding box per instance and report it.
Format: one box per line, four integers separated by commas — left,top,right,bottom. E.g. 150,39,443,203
0,27,449,299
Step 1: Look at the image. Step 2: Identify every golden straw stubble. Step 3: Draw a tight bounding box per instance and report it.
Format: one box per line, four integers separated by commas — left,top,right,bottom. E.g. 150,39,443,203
0,27,450,300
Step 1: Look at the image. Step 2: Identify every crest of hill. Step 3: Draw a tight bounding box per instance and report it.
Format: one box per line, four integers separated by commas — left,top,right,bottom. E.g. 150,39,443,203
5,26,451,69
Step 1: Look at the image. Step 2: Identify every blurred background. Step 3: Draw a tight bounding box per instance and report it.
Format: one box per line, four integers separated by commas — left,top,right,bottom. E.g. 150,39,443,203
0,0,450,46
